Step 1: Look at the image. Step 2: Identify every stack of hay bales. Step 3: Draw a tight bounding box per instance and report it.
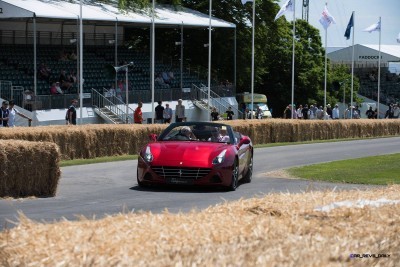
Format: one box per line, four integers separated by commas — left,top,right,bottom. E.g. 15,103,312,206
0,140,60,198
0,120,399,160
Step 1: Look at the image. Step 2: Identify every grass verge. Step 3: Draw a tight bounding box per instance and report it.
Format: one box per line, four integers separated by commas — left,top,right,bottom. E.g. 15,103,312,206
286,153,400,185
60,154,137,167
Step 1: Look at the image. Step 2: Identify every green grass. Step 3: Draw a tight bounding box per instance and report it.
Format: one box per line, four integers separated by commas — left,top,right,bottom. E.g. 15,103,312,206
253,136,396,149
286,153,400,185
60,154,137,167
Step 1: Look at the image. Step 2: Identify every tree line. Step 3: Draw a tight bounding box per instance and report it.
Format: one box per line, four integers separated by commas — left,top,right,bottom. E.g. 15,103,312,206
113,0,358,117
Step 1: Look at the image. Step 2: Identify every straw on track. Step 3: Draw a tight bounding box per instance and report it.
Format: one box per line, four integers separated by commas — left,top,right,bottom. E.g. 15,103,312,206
1,186,399,266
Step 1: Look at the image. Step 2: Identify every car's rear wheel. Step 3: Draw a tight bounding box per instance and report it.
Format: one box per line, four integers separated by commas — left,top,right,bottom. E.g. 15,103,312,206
242,154,253,183
228,159,239,191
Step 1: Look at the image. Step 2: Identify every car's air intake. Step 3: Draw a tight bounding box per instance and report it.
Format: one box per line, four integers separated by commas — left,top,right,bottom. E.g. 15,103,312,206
152,166,211,180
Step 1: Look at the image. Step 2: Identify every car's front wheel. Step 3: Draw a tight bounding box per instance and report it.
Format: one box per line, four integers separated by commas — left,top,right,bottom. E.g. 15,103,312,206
228,159,239,191
137,169,146,187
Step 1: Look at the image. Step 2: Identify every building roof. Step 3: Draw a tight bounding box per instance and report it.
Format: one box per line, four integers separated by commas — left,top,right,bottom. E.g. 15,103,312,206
0,0,235,28
328,44,400,63
362,44,400,59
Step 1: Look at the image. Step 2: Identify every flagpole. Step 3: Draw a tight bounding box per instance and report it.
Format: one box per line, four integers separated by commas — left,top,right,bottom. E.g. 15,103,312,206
207,0,212,121
377,16,381,119
290,0,295,119
250,0,255,119
324,27,327,116
350,11,355,119
79,0,83,124
151,0,155,124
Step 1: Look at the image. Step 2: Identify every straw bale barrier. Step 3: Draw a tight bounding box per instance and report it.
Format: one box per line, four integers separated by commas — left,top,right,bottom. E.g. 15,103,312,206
1,185,399,266
0,140,60,198
226,119,400,143
0,119,399,160
0,124,168,160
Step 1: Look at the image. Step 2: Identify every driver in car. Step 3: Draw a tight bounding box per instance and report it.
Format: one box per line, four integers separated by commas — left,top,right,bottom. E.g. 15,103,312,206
178,126,197,140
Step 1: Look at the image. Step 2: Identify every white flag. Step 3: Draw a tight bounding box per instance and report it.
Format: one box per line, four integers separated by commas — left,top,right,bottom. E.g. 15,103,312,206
397,32,400,43
241,0,253,5
363,21,381,33
319,5,336,29
274,0,294,21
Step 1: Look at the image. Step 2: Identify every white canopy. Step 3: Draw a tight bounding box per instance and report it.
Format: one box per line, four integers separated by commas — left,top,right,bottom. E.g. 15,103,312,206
0,0,235,28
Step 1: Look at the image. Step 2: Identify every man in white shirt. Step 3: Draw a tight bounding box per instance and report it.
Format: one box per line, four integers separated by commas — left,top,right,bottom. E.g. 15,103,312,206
175,99,185,122
163,103,173,123
332,104,340,119
8,100,32,127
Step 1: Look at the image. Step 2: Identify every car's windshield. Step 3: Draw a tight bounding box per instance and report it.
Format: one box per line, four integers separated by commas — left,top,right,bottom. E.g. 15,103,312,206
162,124,231,143
248,103,269,111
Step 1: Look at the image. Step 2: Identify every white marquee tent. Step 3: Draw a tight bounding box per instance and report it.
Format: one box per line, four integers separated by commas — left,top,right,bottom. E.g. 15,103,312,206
0,0,237,99
0,0,235,28
328,44,400,65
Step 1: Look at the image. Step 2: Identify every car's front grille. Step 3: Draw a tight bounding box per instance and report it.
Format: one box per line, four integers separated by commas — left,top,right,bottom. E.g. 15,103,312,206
152,166,211,180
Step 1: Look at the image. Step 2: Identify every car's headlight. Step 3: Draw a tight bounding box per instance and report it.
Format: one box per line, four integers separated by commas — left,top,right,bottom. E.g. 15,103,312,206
212,149,227,165
143,146,153,162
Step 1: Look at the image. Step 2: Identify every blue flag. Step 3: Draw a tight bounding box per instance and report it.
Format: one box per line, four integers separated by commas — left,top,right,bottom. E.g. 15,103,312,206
344,13,354,40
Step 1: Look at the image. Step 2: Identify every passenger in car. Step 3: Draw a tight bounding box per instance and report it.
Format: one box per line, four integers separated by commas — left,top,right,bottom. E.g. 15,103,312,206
208,127,223,142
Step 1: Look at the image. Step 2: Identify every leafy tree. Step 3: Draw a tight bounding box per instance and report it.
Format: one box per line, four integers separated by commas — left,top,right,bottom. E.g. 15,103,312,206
116,0,358,116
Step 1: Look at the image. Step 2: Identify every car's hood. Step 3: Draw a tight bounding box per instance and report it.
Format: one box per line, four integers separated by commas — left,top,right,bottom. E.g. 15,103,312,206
149,141,228,167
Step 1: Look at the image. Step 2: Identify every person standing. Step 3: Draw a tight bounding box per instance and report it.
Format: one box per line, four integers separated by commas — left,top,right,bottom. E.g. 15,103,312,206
225,106,234,120
316,106,324,120
163,103,173,123
301,104,309,120
8,100,32,127
210,107,220,121
175,99,185,122
255,106,263,119
385,104,394,119
134,102,143,124
365,106,375,119
332,104,340,119
326,104,332,119
0,101,10,127
296,105,303,119
155,101,164,124
66,99,78,125
393,104,400,119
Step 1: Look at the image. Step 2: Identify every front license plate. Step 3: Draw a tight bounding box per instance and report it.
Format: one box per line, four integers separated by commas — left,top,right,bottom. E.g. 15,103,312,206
167,178,193,185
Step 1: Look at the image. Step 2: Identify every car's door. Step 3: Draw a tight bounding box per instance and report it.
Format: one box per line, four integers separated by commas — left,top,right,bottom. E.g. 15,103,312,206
235,132,251,176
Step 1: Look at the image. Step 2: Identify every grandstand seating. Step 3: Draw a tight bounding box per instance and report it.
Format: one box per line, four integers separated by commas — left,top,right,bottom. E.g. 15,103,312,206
0,44,207,96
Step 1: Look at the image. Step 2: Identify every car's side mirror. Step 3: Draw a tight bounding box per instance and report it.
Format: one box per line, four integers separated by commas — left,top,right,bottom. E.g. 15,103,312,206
238,136,251,147
149,134,158,142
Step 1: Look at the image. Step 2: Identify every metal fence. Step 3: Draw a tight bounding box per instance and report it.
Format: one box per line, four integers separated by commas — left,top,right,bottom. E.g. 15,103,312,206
1,81,237,111
0,81,24,106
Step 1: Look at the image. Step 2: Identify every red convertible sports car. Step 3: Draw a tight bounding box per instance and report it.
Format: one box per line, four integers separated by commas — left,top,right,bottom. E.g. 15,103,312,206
137,122,253,190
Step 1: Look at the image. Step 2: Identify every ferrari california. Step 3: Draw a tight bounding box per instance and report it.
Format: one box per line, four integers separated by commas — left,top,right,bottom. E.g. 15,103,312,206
137,122,253,191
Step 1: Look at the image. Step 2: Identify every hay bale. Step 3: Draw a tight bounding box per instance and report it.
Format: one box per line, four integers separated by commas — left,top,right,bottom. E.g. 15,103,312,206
0,186,399,266
0,140,61,198
0,120,399,160
225,119,400,145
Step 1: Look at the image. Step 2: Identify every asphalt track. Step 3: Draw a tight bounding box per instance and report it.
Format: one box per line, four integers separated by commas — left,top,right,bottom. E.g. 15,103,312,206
1,137,400,230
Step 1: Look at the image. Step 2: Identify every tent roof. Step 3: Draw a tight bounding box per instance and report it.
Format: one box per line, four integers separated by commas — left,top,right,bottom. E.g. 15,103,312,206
329,44,400,61
0,0,235,28
361,44,400,59
327,44,400,65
